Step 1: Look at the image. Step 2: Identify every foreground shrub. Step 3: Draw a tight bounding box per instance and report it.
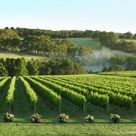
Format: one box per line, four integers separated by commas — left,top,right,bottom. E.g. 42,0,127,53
3,112,14,122
110,114,121,123
58,113,69,123
31,113,41,123
85,114,94,123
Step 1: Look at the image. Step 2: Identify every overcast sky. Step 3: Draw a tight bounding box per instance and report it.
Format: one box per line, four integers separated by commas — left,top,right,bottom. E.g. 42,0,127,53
0,0,136,33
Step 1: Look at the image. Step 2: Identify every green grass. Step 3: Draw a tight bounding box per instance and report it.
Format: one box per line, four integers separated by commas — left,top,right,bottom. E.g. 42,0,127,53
0,123,136,136
66,38,101,49
0,50,47,61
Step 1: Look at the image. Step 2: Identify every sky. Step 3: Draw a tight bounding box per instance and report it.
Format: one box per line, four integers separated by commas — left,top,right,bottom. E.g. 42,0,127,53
0,0,136,33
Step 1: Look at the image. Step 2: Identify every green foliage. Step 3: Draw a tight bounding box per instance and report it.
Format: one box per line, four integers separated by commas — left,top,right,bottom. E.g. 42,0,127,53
26,60,39,75
0,28,20,39
110,64,125,71
0,58,86,76
0,63,8,76
25,77,61,107
0,78,10,90
32,77,86,109
109,93,133,109
19,77,38,104
87,92,109,109
5,58,28,76
6,76,16,104
45,59,85,75
98,32,119,46
115,40,136,52
42,77,87,96
51,74,135,110
78,47,93,56
14,58,28,76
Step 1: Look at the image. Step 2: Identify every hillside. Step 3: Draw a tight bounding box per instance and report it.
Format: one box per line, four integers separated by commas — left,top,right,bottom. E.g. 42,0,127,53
66,38,101,49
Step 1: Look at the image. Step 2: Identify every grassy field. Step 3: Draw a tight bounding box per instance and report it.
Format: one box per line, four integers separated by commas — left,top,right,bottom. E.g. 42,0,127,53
66,38,101,49
0,50,47,61
0,72,136,135
0,123,136,136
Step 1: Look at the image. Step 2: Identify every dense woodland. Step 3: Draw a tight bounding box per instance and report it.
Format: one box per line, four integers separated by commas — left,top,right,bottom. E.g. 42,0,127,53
0,27,136,75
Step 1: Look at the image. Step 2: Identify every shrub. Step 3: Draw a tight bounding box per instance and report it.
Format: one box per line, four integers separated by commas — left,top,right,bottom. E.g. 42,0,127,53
3,112,14,122
85,114,94,123
31,113,41,123
110,114,120,123
58,113,69,123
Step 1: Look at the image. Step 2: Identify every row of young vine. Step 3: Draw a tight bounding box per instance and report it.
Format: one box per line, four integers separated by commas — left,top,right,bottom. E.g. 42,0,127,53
42,76,133,110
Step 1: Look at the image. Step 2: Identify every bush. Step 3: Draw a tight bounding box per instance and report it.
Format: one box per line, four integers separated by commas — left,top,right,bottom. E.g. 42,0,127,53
110,114,121,123
58,113,69,123
31,113,41,123
3,112,14,122
85,114,94,123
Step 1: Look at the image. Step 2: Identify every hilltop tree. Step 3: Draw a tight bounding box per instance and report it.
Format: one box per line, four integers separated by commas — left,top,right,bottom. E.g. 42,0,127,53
122,32,133,39
98,32,119,47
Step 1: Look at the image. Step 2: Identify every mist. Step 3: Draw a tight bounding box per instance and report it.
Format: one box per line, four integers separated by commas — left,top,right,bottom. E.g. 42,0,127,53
78,47,135,72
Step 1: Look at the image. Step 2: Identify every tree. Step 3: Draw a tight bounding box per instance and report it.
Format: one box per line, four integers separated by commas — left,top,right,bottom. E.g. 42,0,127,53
27,60,39,75
0,63,8,76
78,47,93,56
123,32,133,39
14,58,28,76
110,64,125,71
98,32,119,47
45,59,85,75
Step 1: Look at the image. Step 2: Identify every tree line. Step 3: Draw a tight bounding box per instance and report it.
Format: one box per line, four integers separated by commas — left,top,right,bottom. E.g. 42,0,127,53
0,56,135,76
0,27,136,54
0,28,94,58
98,32,136,53
0,58,85,76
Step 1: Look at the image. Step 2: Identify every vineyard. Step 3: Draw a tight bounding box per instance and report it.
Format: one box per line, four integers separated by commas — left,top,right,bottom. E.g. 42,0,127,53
0,72,136,135
0,72,135,121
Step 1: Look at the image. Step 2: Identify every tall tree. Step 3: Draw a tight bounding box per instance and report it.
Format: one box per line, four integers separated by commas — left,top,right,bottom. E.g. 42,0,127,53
27,60,39,75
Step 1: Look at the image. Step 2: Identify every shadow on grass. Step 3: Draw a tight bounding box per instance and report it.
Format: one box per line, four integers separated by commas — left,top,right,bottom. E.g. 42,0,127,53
0,116,136,125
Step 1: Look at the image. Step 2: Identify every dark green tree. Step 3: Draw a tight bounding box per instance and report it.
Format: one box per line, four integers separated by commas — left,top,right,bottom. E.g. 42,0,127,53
27,60,39,75
14,58,28,76
0,63,8,76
